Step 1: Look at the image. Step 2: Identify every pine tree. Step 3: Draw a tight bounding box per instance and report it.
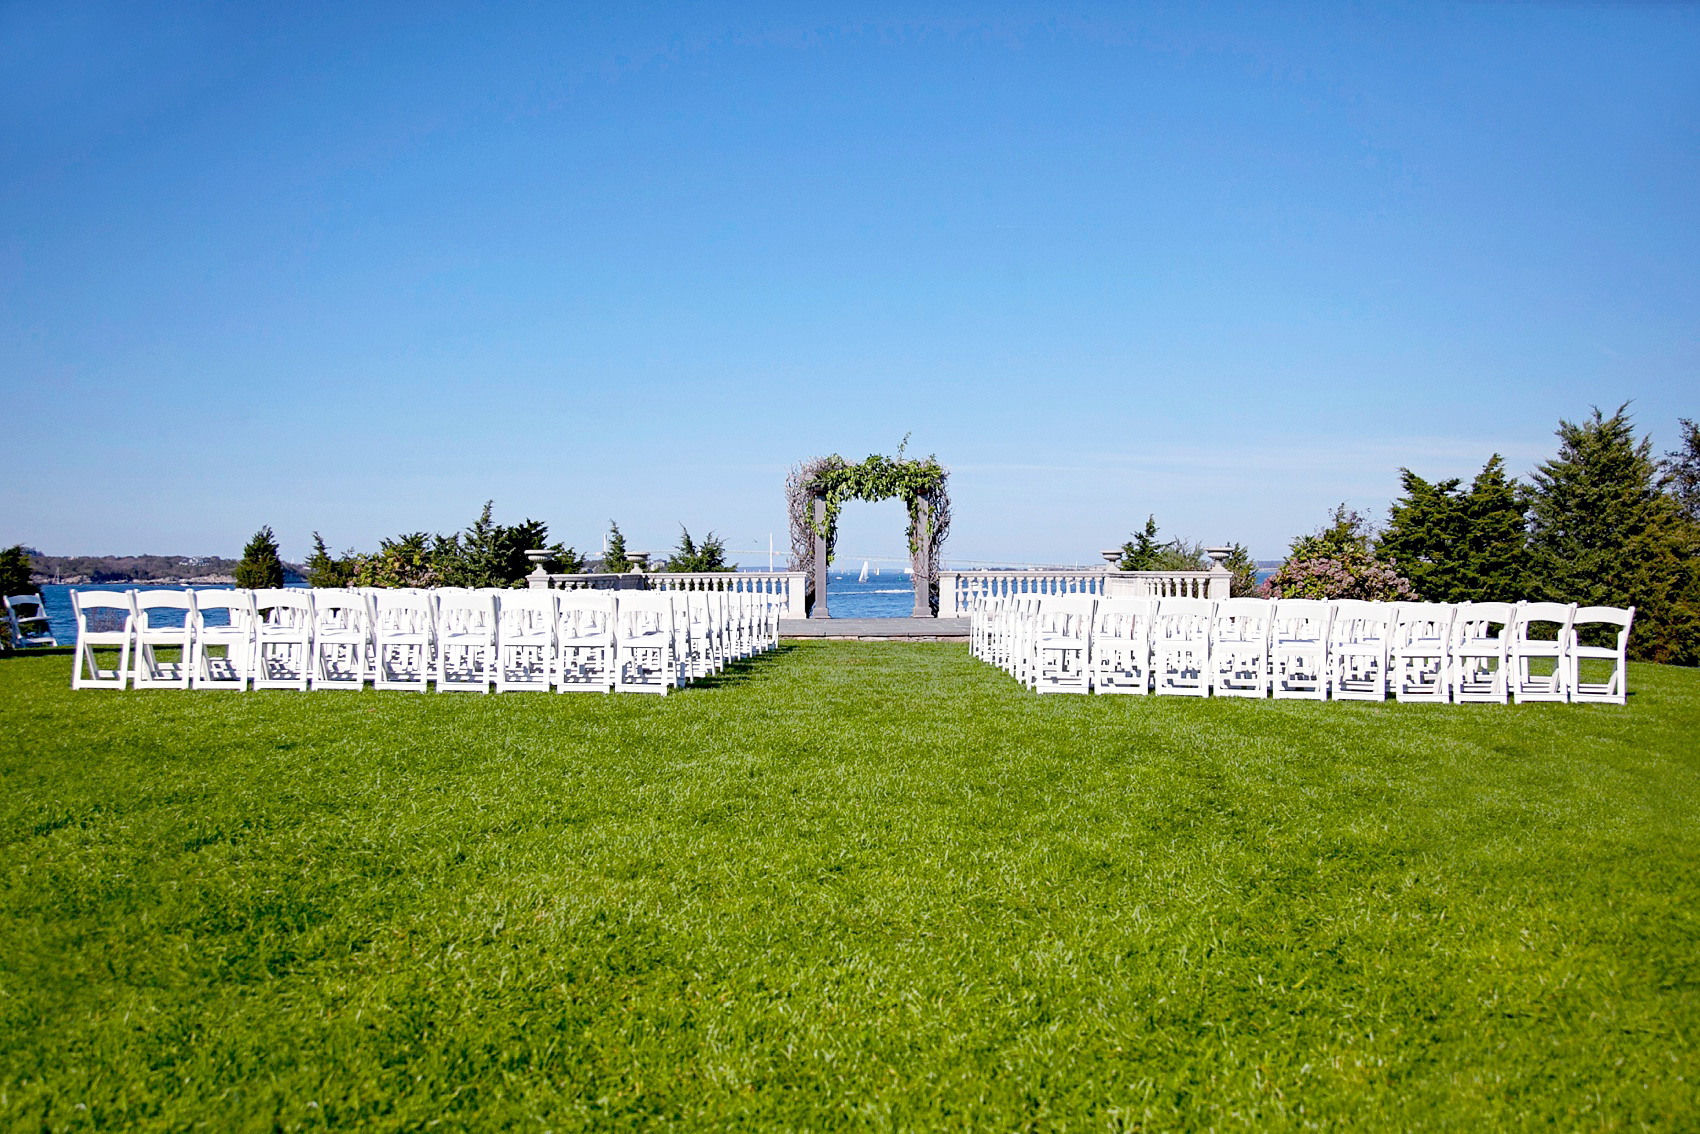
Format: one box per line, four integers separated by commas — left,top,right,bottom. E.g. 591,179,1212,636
234,526,285,589
601,521,633,574
304,533,355,588
0,545,33,597
1117,516,1164,571
1527,406,1700,664
665,527,728,572
1379,455,1529,602
1666,418,1700,525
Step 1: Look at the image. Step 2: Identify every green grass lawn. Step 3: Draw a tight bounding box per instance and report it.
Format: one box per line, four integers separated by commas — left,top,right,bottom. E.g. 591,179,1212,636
3,643,1697,1131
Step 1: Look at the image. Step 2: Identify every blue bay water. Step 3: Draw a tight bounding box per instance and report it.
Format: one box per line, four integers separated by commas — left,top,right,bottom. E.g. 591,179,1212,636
29,573,928,642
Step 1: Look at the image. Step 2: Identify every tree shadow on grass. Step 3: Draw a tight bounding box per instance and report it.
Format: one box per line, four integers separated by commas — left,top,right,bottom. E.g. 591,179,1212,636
682,644,800,691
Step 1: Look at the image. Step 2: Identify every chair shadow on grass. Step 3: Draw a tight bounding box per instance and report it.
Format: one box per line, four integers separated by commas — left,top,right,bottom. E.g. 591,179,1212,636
683,644,800,691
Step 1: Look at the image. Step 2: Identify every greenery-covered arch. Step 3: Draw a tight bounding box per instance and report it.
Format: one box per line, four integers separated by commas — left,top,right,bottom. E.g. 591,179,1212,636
785,447,952,613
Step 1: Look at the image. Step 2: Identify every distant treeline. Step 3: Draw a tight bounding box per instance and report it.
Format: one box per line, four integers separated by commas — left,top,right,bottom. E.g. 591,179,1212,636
26,553,305,585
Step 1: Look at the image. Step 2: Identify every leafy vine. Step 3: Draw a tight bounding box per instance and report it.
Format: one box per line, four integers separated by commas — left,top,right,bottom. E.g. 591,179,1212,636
785,443,952,611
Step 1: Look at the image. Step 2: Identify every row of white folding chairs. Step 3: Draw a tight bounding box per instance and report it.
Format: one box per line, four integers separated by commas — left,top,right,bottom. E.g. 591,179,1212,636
69,587,781,694
970,595,1633,704
4,592,58,648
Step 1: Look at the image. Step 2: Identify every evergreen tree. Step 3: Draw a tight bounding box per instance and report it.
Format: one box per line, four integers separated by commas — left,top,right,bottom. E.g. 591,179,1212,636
1118,516,1207,572
601,521,633,573
1117,516,1164,571
1219,543,1260,598
304,533,356,588
1526,405,1700,664
1666,418,1700,525
665,527,728,572
1379,455,1529,602
0,545,34,597
234,526,285,589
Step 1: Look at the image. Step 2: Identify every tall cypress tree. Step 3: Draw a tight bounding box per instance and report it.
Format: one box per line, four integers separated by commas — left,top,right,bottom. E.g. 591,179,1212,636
1666,418,1700,525
1380,455,1528,602
234,526,285,589
1526,406,1700,664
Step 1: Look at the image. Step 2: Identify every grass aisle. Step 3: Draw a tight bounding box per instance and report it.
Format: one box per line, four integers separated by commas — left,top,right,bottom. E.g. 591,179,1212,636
2,643,1697,1130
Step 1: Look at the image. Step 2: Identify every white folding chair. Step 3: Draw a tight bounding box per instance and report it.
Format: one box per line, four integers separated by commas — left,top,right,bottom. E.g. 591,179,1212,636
556,591,616,692
1328,600,1394,702
309,589,373,690
190,589,255,690
1509,602,1575,703
1211,598,1272,699
131,589,194,690
495,590,556,693
4,593,57,647
1089,597,1153,695
614,592,677,694
1391,602,1454,703
1153,598,1213,696
70,589,134,690
1568,606,1634,706
1271,600,1333,700
252,589,313,691
434,590,496,693
1032,596,1095,694
372,590,435,692
1450,601,1515,704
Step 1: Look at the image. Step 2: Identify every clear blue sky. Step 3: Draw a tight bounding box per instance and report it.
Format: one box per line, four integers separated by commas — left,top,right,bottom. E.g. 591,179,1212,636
5,3,1696,565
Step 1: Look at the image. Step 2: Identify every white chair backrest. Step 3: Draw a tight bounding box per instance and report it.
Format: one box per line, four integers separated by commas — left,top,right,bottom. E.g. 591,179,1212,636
616,592,674,636
1271,599,1331,641
435,589,495,632
558,590,615,637
1512,602,1575,640
1394,602,1453,646
1570,605,1634,648
371,589,434,634
1213,598,1272,643
133,589,193,629
1093,596,1153,637
1572,605,1633,631
312,589,371,628
497,590,555,636
1329,600,1393,644
1036,596,1095,636
1154,597,1214,637
1452,602,1515,643
191,588,254,627
72,589,134,631
253,588,313,627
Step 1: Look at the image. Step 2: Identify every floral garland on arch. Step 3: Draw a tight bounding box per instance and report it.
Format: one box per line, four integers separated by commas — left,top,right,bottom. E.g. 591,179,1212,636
784,447,952,609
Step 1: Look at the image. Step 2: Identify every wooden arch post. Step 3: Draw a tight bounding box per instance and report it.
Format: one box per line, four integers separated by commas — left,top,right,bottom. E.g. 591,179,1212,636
911,496,932,618
810,494,831,619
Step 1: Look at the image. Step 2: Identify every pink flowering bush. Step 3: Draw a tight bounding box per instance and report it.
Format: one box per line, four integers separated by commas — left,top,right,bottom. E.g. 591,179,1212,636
1261,553,1417,602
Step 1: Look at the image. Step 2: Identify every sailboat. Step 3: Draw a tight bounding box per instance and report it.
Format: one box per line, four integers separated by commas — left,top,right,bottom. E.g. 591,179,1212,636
858,560,870,583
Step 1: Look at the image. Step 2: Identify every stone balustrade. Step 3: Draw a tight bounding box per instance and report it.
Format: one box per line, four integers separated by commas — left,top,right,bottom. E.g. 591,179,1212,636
936,567,1228,616
526,565,809,619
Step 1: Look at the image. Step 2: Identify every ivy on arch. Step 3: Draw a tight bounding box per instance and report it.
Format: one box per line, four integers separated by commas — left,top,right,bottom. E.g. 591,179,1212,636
785,444,952,609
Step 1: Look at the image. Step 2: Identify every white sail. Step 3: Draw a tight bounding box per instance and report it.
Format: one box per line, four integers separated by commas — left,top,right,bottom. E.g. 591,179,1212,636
858,560,870,583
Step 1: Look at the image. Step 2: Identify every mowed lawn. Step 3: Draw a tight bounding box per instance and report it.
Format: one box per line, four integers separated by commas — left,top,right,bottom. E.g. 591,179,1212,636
2,643,1697,1131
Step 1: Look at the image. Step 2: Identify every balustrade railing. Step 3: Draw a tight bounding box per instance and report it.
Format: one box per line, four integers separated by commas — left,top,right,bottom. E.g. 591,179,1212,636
937,568,1226,615
528,569,809,619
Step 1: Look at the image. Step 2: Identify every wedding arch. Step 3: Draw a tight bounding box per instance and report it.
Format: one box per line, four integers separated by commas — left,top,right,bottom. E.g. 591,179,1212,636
785,449,951,618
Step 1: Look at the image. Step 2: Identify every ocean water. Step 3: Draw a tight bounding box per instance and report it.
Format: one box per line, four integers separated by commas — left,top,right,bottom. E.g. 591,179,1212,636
821,571,923,618
26,574,928,642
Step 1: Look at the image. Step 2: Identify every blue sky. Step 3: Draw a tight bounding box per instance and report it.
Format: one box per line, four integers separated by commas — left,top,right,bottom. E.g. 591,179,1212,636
4,3,1696,565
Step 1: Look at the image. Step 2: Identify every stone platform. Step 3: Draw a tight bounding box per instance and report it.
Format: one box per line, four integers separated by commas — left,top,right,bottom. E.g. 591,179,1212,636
779,617,970,642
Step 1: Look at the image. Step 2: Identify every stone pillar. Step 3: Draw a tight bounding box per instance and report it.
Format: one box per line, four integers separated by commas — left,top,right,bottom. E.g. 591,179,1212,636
1205,546,1234,600
810,495,831,618
911,497,933,618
